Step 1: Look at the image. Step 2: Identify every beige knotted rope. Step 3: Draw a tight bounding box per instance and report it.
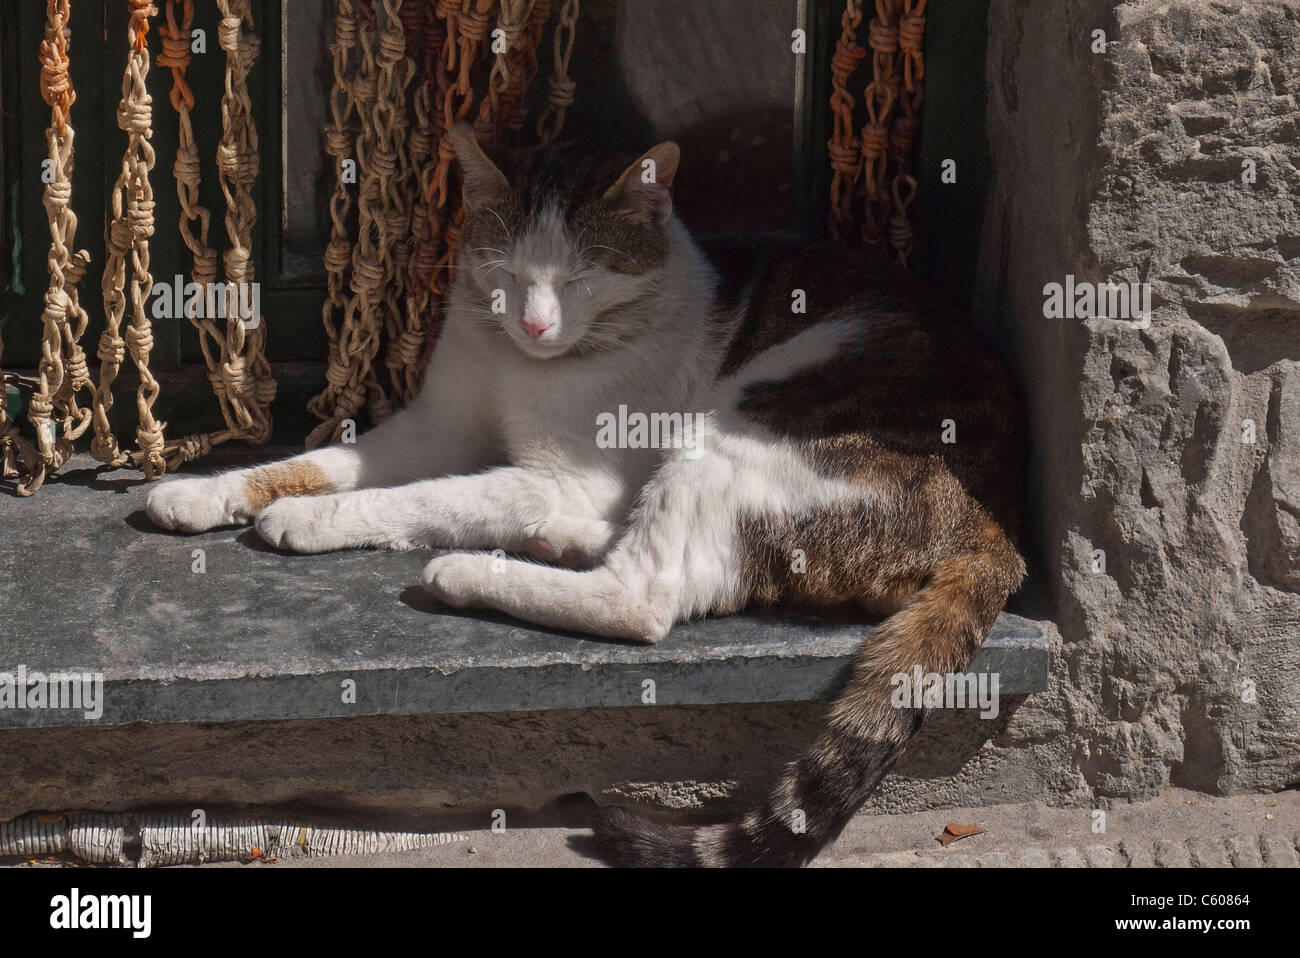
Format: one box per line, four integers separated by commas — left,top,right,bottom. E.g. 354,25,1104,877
153,0,237,468
91,0,166,478
508,0,552,144
308,0,506,448
401,0,445,402
366,0,418,424
307,0,390,446
473,0,536,146
212,0,276,448
536,0,578,144
147,0,277,469
10,1,586,491
10,0,95,495
827,0,865,244
310,0,364,448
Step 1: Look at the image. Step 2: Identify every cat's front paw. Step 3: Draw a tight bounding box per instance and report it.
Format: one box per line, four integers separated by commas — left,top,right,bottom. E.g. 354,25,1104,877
255,497,340,554
421,554,495,609
522,516,614,568
146,477,243,533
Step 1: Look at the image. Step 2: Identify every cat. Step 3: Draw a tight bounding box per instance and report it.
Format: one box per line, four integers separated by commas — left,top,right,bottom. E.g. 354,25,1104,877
146,122,1027,867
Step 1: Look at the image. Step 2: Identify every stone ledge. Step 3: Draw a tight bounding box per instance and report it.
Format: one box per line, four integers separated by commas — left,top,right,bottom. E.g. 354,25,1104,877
0,450,1050,729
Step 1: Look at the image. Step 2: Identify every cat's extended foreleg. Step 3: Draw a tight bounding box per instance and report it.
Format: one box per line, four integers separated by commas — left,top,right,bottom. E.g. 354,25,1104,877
254,466,625,555
146,331,495,534
146,405,487,534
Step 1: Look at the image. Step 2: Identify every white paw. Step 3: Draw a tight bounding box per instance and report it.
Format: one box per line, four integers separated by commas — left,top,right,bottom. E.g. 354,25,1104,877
255,497,338,553
146,477,241,533
421,553,496,608
522,516,615,568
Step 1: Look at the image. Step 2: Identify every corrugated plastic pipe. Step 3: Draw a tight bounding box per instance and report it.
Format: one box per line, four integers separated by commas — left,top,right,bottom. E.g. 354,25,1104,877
0,813,468,867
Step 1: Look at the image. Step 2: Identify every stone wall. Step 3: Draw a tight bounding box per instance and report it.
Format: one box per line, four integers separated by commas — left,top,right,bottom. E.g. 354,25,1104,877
976,0,1300,805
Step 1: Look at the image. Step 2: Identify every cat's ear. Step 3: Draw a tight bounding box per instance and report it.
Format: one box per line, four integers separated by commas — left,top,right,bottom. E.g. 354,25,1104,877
448,122,509,209
602,141,680,227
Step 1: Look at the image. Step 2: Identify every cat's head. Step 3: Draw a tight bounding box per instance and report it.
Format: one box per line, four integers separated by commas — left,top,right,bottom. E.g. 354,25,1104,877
447,123,680,360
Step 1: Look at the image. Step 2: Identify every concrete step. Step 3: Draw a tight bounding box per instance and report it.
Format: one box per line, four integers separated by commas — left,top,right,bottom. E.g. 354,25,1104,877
1,447,1049,729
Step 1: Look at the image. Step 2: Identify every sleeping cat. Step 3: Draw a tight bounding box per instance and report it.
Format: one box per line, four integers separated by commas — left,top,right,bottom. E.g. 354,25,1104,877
146,122,1027,867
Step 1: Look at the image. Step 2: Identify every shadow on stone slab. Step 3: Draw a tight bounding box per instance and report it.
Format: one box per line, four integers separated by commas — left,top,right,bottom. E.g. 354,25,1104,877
397,583,652,649
123,508,201,539
48,464,152,494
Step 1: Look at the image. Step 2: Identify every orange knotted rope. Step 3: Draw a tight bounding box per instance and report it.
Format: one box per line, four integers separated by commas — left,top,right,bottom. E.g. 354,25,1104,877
827,0,866,244
827,0,927,267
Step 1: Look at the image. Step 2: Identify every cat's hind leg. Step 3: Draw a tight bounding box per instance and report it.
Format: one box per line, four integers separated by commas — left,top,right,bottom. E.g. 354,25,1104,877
422,442,755,642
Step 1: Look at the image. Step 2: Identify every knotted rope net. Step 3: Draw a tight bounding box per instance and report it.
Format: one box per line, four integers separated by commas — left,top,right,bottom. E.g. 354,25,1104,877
6,0,278,492
212,0,276,445
151,0,276,470
5,2,933,497
827,0,928,267
307,0,579,448
90,0,166,478
1,0,95,496
4,1,585,486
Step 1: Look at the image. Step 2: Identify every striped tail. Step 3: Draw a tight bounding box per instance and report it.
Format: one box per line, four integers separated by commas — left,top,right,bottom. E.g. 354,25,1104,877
591,536,1025,867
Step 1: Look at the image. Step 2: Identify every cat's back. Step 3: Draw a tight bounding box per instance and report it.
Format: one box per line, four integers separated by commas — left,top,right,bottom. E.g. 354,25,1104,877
698,233,1026,540
699,233,979,373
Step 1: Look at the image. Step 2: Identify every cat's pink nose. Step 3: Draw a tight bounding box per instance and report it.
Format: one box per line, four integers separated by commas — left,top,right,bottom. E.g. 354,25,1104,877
520,318,553,340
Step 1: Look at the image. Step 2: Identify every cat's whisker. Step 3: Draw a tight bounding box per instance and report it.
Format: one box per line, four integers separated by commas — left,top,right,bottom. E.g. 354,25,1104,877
579,244,637,265
486,208,512,243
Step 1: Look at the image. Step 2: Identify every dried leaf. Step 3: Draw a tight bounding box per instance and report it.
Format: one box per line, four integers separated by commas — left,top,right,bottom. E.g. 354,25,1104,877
936,822,986,846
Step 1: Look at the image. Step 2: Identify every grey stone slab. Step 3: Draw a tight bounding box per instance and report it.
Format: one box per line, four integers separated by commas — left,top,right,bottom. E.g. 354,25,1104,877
0,450,1049,729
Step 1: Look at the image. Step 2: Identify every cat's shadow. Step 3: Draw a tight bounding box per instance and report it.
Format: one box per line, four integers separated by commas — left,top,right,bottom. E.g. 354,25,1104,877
396,583,649,648
124,508,206,539
123,509,277,551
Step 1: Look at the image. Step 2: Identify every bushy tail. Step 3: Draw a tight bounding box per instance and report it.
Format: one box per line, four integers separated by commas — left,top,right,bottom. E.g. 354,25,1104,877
591,536,1025,867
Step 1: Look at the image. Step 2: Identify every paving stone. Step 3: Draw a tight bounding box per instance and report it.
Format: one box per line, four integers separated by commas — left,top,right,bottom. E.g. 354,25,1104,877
1017,847,1050,867
1119,840,1154,868
1225,835,1264,868
1187,837,1228,868
1154,839,1192,868
1260,835,1299,868
1052,846,1087,867
1082,844,1116,868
